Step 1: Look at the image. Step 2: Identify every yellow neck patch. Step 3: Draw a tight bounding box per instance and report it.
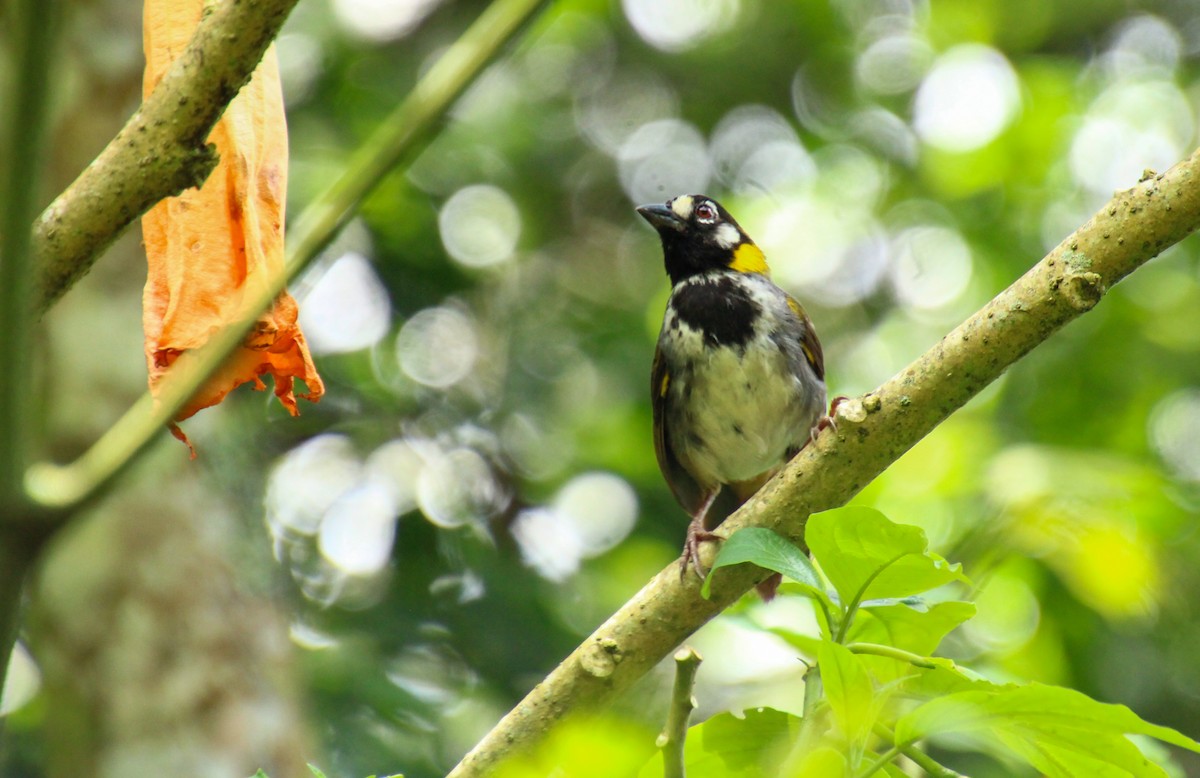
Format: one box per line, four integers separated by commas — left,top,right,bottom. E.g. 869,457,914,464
729,242,769,275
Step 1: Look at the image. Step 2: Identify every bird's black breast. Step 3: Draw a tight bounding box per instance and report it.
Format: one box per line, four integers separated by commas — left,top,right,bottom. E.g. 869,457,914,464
670,275,760,348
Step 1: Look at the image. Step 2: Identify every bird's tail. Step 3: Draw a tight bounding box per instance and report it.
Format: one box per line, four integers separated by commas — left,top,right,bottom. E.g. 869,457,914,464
726,472,784,601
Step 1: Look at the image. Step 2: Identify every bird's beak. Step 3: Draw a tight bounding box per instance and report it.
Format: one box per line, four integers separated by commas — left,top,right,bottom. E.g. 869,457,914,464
637,203,685,233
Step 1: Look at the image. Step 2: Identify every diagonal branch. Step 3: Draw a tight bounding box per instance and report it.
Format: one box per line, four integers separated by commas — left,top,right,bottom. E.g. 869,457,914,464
446,152,1200,777
31,0,301,314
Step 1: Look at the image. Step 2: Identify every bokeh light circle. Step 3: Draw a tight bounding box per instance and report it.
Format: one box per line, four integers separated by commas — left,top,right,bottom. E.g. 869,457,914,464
890,226,973,309
299,251,392,355
618,119,711,204
622,0,740,52
317,482,399,576
395,306,479,389
1150,389,1200,482
913,44,1020,152
438,184,522,268
415,446,500,528
553,471,638,557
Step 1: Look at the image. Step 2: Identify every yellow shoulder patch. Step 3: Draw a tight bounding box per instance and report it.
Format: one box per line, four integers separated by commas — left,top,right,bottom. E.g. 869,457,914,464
659,371,670,398
786,295,805,319
729,242,769,275
800,342,819,370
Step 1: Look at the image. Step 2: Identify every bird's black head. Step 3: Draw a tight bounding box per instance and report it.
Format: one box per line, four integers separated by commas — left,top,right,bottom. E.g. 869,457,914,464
636,194,768,285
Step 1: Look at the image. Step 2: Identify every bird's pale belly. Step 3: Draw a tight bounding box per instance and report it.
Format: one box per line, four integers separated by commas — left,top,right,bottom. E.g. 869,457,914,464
667,343,814,487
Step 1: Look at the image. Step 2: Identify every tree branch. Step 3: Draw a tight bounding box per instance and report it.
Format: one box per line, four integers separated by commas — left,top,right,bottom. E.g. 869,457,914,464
446,152,1200,776
0,0,64,712
658,647,702,778
31,0,301,314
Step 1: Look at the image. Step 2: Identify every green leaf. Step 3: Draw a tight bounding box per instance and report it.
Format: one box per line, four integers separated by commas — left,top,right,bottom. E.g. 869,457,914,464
788,745,847,777
850,600,976,656
307,767,328,778
767,625,822,659
252,771,270,778
818,641,876,748
896,682,1200,777
806,507,968,608
638,708,800,778
702,527,822,598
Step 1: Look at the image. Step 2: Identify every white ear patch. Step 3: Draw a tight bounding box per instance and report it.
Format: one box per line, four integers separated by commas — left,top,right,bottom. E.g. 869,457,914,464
715,222,740,248
670,195,694,219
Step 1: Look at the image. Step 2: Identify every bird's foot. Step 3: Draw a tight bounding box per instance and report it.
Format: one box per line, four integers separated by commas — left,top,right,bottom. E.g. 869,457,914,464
810,395,849,441
679,517,722,581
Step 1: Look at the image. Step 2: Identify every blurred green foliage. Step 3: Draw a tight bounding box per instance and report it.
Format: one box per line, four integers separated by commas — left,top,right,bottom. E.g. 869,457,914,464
8,0,1200,776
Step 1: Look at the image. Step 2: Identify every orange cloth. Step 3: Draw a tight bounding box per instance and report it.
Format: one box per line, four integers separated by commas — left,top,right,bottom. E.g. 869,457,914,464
141,0,323,453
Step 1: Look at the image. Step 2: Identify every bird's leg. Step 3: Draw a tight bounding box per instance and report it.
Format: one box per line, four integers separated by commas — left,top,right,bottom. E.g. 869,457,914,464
680,490,722,581
809,395,849,441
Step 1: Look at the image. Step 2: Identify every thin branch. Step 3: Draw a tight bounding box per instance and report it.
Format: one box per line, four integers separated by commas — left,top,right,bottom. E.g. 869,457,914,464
802,662,822,718
31,0,301,314
0,0,60,503
854,743,904,778
872,723,964,778
0,0,64,712
445,151,1200,777
24,0,553,511
846,643,938,670
658,647,702,778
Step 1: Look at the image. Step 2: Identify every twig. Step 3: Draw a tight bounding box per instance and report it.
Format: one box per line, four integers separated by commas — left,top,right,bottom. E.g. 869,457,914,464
0,0,64,712
32,0,301,313
846,643,938,670
872,723,964,778
854,743,903,778
444,148,1200,777
1,0,60,502
658,647,702,778
24,0,553,512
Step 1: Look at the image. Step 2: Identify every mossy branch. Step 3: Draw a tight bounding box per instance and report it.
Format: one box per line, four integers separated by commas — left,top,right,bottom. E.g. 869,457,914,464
446,152,1200,776
31,0,301,314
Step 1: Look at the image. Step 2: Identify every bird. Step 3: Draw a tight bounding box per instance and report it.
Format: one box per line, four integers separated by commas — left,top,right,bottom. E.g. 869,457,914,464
637,194,828,598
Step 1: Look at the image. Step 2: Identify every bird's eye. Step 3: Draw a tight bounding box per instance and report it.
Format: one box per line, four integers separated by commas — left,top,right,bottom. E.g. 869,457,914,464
695,202,717,223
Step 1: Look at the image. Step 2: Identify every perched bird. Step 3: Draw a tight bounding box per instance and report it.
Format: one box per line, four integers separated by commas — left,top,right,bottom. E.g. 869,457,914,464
638,194,828,596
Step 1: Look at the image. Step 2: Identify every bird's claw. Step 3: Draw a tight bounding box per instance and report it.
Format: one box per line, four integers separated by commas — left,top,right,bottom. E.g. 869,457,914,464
810,395,849,441
679,519,722,581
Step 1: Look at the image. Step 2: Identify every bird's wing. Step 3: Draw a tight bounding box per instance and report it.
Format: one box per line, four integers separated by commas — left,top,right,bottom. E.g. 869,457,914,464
785,294,825,382
651,343,706,515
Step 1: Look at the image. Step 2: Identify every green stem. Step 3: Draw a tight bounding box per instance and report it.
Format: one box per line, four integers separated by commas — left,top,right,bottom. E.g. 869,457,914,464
659,647,702,778
846,642,939,670
0,0,63,722
871,724,963,778
24,0,553,512
834,552,908,644
0,0,60,504
853,744,903,778
802,664,823,718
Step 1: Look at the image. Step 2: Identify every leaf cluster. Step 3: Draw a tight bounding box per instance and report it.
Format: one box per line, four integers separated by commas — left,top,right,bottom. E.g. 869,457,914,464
649,507,1200,777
